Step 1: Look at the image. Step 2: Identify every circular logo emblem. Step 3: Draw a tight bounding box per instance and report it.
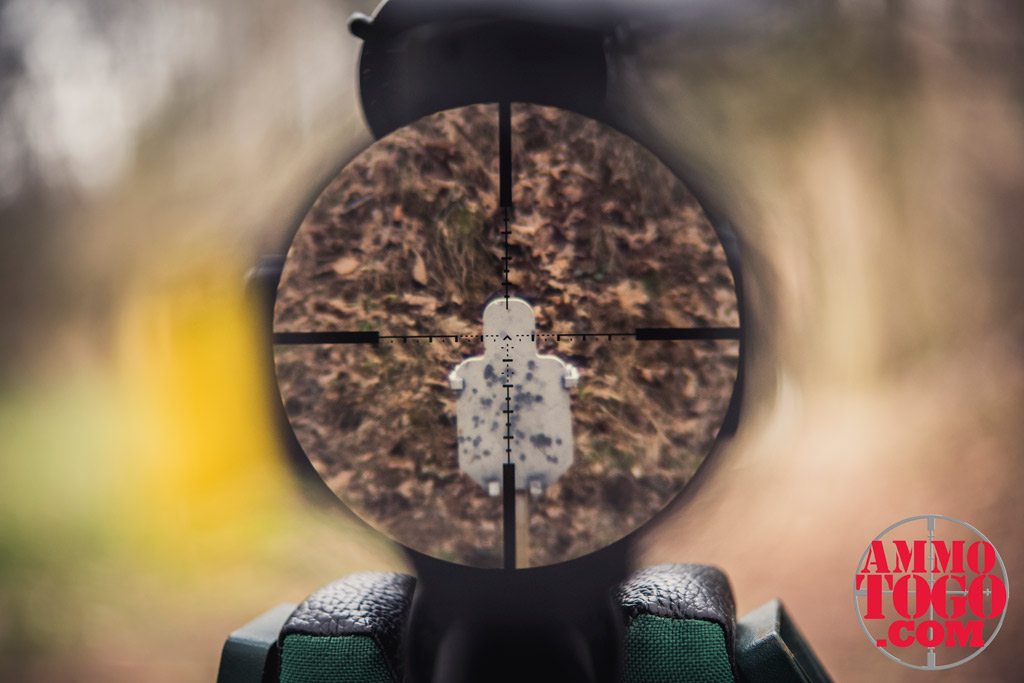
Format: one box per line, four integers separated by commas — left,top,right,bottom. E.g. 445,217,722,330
855,515,1009,669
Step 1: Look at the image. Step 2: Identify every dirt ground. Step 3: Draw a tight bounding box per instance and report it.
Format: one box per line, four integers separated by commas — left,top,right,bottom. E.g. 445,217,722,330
274,104,739,567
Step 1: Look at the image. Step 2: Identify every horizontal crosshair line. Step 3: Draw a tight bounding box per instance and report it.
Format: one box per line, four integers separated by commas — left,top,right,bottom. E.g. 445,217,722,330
542,332,633,341
273,331,380,344
537,327,741,341
636,327,741,340
272,327,741,345
379,334,460,340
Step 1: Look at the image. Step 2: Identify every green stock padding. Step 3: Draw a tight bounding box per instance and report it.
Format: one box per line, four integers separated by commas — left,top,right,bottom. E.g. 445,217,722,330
281,616,733,683
623,615,735,683
280,634,394,683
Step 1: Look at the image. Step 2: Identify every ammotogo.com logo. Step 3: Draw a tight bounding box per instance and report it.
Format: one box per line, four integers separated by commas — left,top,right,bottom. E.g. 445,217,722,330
855,515,1008,670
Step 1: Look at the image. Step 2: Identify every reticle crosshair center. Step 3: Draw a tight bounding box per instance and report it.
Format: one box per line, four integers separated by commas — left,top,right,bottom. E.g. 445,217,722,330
450,298,579,495
270,103,743,568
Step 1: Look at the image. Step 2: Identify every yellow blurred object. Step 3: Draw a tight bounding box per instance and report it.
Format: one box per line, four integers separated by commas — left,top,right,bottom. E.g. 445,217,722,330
114,257,288,569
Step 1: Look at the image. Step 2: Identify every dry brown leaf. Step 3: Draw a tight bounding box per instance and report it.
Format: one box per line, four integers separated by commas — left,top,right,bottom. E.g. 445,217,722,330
326,297,361,315
547,257,571,280
613,280,648,316
413,253,428,285
332,256,361,276
438,315,470,335
513,217,541,237
401,293,438,313
587,385,625,402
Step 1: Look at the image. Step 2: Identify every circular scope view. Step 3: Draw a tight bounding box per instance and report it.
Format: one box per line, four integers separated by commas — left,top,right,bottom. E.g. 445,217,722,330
273,103,740,568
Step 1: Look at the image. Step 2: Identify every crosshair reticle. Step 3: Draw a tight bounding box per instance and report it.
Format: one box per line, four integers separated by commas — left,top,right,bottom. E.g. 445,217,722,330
272,103,742,568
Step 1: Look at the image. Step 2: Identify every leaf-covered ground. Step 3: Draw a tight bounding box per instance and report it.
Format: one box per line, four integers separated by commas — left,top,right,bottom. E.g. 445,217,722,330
274,104,739,567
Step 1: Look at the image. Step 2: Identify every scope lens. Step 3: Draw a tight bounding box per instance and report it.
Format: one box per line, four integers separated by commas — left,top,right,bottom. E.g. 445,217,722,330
273,103,740,567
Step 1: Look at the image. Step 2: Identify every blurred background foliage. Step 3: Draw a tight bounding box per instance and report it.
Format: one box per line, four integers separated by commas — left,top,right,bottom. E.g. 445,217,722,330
0,0,1023,681
0,0,407,680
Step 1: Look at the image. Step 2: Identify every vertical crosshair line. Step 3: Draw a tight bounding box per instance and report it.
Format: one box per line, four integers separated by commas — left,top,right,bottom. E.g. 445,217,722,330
503,462,516,569
499,100,512,309
499,102,516,567
503,347,514,464
503,209,511,308
504,383,513,462
499,100,512,207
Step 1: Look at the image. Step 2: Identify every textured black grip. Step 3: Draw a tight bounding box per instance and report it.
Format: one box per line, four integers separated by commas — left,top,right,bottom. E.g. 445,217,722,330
277,565,738,682
617,563,737,662
280,571,415,677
